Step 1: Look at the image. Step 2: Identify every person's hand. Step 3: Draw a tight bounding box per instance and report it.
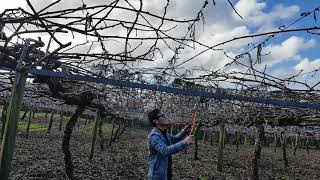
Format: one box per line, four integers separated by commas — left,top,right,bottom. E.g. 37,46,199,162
182,124,192,133
184,135,194,145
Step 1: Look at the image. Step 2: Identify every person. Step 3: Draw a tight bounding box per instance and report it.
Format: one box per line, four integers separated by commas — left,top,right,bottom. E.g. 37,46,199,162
147,108,194,180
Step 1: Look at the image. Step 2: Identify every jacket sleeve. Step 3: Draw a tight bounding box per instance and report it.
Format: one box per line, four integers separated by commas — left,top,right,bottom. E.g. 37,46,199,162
150,134,188,157
168,130,189,144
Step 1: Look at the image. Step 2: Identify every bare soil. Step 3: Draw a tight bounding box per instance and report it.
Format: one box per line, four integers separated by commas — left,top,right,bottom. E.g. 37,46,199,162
7,127,320,180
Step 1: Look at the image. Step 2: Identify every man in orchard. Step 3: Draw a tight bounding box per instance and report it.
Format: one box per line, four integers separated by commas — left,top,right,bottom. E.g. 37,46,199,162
147,108,194,180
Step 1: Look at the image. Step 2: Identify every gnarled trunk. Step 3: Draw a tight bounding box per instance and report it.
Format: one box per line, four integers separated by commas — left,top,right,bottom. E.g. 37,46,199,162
62,106,85,180
193,122,202,160
251,125,264,180
0,105,8,138
280,131,288,167
293,134,299,156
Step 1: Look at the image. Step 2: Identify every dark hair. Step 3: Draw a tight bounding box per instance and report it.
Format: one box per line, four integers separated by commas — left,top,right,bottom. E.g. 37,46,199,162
148,108,161,127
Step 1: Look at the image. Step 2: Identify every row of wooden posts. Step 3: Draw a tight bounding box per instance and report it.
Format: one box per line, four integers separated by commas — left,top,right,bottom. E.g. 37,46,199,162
0,69,128,180
0,104,131,178
171,122,314,180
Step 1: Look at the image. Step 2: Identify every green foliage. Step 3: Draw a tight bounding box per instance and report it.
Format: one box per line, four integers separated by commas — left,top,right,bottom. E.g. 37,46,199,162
199,176,208,180
82,121,114,136
18,122,47,133
280,176,294,180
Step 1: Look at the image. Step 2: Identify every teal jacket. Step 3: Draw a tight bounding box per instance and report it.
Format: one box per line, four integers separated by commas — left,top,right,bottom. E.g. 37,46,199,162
147,127,189,180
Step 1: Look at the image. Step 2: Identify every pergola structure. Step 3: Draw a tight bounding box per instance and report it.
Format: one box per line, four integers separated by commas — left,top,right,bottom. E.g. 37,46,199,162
0,1,319,179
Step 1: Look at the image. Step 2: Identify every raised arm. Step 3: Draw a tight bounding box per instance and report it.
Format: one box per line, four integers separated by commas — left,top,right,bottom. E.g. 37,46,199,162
168,124,191,144
168,130,189,144
149,134,188,157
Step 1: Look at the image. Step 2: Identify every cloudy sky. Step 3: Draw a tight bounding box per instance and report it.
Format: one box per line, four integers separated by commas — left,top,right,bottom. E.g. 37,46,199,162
1,0,319,90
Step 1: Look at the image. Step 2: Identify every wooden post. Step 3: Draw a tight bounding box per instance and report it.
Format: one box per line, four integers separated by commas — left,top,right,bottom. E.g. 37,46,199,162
280,131,288,167
202,129,206,143
210,128,214,146
0,105,3,120
109,117,115,146
305,136,310,154
293,134,299,156
89,109,100,160
21,110,28,121
273,132,277,152
244,134,247,145
26,111,32,138
98,117,104,151
224,127,227,148
0,71,27,179
77,117,80,127
38,110,42,124
47,112,54,133
59,112,63,132
217,122,225,172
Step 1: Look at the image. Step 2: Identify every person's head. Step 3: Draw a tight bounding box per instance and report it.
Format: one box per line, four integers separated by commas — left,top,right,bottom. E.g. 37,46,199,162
148,108,169,129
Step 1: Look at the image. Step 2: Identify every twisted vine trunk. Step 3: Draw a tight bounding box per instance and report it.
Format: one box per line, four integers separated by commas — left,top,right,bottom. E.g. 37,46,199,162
280,131,288,167
112,119,121,142
244,133,247,145
304,136,310,154
62,106,85,180
233,131,241,152
251,125,264,180
293,134,300,156
193,122,202,160
273,132,277,152
109,117,115,146
0,105,8,138
117,120,127,139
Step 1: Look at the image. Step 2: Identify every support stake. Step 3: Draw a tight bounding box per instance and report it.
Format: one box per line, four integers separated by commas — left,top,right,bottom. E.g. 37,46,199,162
89,109,100,160
217,122,225,172
0,71,27,179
